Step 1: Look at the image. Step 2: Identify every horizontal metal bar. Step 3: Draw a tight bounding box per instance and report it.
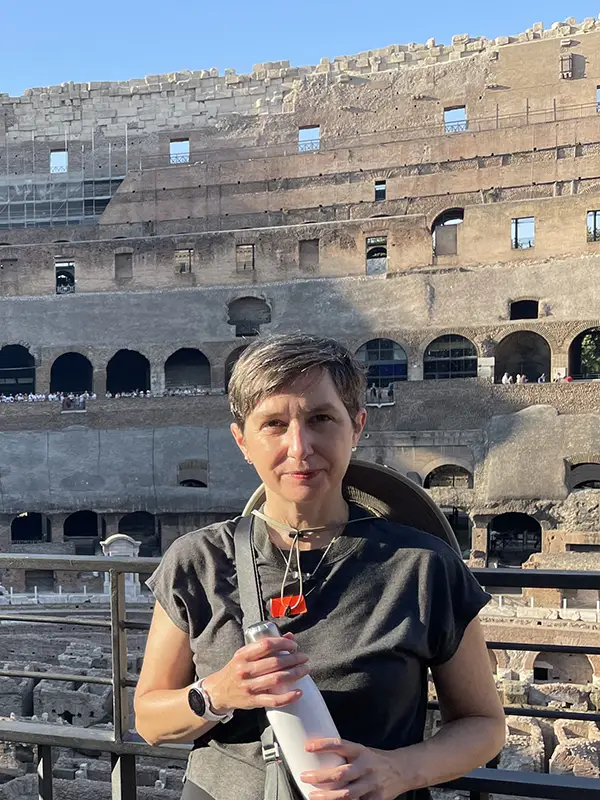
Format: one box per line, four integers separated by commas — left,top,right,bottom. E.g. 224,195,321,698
429,701,600,723
473,567,600,590
442,767,600,799
488,641,600,656
0,553,160,572
0,668,112,685
0,719,189,759
0,612,149,631
0,613,111,627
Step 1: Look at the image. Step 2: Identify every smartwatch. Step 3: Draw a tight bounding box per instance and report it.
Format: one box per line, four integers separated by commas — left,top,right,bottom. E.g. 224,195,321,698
188,679,234,723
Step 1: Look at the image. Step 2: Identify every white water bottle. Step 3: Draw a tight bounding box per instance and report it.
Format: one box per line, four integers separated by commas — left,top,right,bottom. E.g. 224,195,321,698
245,621,345,800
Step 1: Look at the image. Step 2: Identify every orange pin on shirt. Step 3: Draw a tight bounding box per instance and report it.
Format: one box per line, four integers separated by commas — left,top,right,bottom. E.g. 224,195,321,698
270,595,307,618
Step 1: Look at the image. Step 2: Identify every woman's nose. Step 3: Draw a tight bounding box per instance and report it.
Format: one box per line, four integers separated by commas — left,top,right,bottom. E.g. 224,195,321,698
286,421,314,459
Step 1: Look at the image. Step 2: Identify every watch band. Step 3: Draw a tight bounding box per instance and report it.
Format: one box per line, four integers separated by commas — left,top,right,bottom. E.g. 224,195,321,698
189,678,234,724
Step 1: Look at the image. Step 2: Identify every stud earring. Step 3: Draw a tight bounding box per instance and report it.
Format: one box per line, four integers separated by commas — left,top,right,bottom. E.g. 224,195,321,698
245,457,253,464
351,446,357,453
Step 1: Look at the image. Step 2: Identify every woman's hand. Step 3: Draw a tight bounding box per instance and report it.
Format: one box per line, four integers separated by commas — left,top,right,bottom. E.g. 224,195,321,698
202,633,310,714
300,738,410,800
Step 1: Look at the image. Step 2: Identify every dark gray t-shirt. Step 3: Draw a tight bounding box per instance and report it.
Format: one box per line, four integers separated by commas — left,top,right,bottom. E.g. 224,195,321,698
146,504,490,800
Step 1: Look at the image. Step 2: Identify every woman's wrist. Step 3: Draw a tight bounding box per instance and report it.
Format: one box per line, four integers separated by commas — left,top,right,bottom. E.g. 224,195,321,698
201,671,234,716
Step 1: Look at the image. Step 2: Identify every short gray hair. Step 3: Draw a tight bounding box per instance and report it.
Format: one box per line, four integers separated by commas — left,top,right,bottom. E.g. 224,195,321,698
228,334,366,429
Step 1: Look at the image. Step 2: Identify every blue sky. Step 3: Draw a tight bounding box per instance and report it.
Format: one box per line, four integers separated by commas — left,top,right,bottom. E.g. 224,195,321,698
1,1,597,96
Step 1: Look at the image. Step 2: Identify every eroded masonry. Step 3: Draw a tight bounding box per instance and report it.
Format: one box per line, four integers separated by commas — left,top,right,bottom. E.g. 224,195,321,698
2,15,600,794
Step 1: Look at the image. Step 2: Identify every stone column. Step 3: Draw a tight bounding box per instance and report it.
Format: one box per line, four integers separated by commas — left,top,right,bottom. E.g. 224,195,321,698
211,363,226,391
51,513,68,543
36,362,52,395
477,357,495,381
407,362,423,381
93,368,107,396
150,363,165,395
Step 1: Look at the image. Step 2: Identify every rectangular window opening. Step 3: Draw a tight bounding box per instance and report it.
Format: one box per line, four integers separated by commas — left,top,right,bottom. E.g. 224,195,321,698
298,126,320,153
299,239,320,270
560,53,574,79
365,235,388,275
587,210,600,242
55,258,75,294
236,244,255,271
175,248,194,273
511,217,535,250
169,139,190,165
114,252,133,280
444,106,467,134
375,180,387,202
50,150,68,174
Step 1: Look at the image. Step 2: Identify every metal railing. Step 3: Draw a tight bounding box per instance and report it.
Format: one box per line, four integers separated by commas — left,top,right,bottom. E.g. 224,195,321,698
512,237,535,249
141,99,600,171
444,120,468,134
2,554,600,798
298,139,321,153
169,153,190,165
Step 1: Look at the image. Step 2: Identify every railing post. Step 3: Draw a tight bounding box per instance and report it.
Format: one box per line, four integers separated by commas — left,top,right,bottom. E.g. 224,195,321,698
111,752,137,800
37,744,53,800
110,569,129,741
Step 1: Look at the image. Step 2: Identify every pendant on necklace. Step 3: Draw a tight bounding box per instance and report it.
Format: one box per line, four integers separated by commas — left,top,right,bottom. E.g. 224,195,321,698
270,595,307,618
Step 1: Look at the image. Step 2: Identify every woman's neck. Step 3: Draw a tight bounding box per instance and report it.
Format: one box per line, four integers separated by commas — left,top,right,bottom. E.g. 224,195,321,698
262,492,349,551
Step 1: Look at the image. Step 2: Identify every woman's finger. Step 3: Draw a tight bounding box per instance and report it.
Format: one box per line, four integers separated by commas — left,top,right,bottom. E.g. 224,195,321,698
247,663,310,693
306,738,363,760
301,761,361,789
308,776,374,800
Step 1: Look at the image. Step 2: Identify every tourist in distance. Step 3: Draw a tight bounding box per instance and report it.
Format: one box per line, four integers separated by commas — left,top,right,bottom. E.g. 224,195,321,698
501,372,511,384
538,373,546,384
135,334,505,800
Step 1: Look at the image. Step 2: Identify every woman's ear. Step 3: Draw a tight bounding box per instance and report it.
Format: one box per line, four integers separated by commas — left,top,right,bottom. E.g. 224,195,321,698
230,422,248,459
352,408,367,446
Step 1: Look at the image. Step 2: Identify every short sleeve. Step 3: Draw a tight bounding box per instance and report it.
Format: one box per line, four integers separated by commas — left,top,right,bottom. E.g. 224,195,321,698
426,545,491,666
145,534,210,635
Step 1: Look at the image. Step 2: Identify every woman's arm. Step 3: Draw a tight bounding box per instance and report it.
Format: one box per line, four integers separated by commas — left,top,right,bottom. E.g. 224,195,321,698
134,602,311,747
134,602,215,746
301,618,505,799
399,616,506,790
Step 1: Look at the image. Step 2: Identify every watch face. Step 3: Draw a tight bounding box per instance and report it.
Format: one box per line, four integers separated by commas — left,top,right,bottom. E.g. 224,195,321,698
189,687,207,717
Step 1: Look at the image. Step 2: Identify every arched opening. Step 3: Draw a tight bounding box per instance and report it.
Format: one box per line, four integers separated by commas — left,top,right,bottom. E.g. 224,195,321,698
356,339,407,402
533,652,592,684
106,350,150,394
227,297,271,337
11,513,51,543
118,511,160,557
569,328,600,380
510,300,539,321
225,346,248,392
432,209,464,257
0,344,35,395
50,353,93,394
442,507,472,558
165,348,211,390
178,459,208,488
365,236,388,274
569,463,600,490
488,513,541,567
494,331,551,384
424,335,477,380
64,511,100,556
424,465,473,489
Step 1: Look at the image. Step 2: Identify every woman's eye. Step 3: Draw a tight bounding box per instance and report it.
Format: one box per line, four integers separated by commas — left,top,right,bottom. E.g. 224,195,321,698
265,420,286,428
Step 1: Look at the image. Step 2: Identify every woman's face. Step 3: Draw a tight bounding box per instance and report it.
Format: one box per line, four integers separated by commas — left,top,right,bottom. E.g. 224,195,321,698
231,370,366,506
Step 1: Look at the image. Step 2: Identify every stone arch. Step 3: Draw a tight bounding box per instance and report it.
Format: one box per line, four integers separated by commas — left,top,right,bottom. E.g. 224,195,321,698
63,511,102,555
118,511,160,557
224,346,248,392
355,338,408,396
164,348,211,390
492,649,510,670
106,349,150,394
568,327,600,380
11,513,51,543
50,352,93,394
424,464,473,489
494,330,551,383
569,463,600,490
488,512,542,566
423,334,478,379
532,652,593,684
431,208,464,257
227,296,271,337
0,344,35,395
178,459,208,488
421,455,474,479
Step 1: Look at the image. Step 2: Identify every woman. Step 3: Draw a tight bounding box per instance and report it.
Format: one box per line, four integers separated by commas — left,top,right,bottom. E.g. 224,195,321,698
135,334,505,800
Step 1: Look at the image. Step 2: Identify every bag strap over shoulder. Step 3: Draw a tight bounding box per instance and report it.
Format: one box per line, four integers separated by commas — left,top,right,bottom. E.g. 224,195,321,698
233,514,264,636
